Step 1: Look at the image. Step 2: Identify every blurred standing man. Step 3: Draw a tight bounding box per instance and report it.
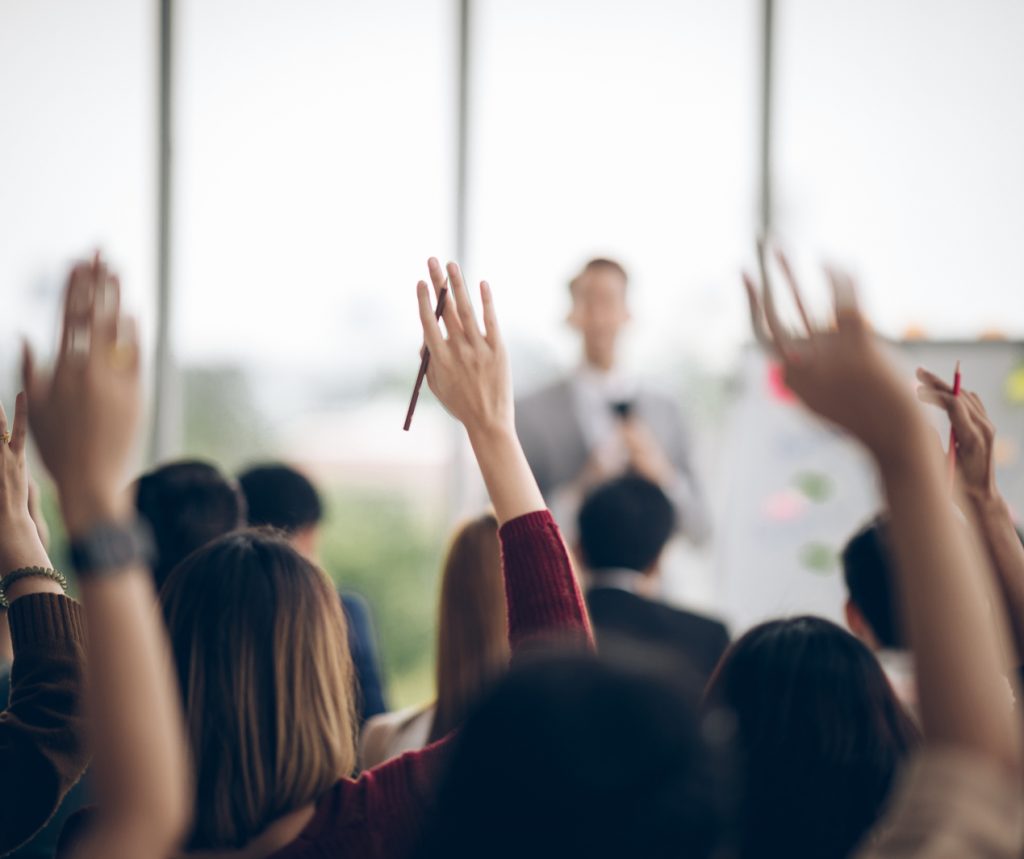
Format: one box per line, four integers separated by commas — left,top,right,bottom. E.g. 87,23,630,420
515,258,710,544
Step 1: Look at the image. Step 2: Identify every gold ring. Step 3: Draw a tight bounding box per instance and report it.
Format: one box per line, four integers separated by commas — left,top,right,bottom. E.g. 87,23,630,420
1,432,10,445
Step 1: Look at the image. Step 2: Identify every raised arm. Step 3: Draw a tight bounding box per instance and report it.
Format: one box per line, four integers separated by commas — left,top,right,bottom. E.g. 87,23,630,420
0,392,88,853
745,256,1020,774
417,258,589,646
917,368,1024,666
24,256,191,859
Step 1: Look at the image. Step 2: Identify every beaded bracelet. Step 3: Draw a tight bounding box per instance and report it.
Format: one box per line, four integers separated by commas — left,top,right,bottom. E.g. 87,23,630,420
0,566,69,608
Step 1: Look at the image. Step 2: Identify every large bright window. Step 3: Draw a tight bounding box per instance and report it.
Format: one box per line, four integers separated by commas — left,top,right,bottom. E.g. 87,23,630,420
0,0,156,400
470,0,759,384
773,0,1024,337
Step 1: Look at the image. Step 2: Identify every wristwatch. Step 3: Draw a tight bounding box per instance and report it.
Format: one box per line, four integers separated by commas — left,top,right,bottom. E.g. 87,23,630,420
69,518,155,577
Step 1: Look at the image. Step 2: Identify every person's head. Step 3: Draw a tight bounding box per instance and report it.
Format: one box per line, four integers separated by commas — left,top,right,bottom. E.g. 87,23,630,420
417,650,735,859
134,459,247,590
577,475,675,577
237,463,324,560
431,514,509,742
704,616,919,859
842,516,904,651
567,258,631,370
160,529,356,850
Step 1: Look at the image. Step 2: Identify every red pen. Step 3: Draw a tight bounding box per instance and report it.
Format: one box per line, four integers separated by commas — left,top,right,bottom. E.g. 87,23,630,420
947,360,961,486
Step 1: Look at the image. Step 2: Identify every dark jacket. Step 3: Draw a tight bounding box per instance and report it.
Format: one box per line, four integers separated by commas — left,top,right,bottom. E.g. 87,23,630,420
586,585,730,683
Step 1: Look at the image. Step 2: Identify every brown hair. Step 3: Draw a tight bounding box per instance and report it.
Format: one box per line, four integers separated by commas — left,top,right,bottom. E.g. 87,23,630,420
429,514,509,742
568,258,629,294
161,528,356,849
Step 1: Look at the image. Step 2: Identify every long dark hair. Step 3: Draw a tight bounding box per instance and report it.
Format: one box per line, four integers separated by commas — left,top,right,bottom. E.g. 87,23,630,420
161,529,356,849
429,514,509,742
704,616,919,859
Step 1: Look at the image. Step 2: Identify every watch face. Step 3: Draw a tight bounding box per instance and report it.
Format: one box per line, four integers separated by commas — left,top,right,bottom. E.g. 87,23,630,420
72,520,154,575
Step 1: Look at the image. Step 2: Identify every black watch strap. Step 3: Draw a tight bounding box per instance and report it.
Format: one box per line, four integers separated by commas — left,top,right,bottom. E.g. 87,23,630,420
69,518,155,577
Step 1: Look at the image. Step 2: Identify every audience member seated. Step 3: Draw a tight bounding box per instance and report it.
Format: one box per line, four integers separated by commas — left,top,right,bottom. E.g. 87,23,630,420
579,474,729,681
842,516,917,710
360,513,507,768
415,649,733,859
237,461,389,724
135,459,247,590
704,615,919,858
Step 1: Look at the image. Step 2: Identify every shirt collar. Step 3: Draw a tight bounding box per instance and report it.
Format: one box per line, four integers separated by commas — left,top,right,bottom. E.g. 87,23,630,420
587,568,645,594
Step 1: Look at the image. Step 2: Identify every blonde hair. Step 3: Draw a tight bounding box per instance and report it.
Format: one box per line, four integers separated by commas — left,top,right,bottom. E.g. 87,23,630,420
161,529,356,849
430,514,510,742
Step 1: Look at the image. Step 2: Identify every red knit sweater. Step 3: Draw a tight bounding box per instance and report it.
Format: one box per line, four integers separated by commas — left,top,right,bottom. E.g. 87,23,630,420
264,509,591,859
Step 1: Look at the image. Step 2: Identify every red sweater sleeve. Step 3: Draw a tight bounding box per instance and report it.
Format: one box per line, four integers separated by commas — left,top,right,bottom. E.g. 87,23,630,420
286,512,593,859
498,510,593,650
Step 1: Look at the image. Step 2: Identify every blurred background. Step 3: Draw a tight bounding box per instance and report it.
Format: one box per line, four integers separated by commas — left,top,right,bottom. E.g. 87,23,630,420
2,0,1024,706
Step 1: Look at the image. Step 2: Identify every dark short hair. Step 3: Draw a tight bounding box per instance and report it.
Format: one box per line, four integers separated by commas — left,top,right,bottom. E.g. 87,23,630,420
237,463,323,533
842,517,903,649
569,258,629,294
135,459,247,590
578,476,675,573
416,650,735,859
704,616,919,859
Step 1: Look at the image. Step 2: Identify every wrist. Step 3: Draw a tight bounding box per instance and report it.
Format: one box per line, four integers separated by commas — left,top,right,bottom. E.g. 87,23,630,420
465,419,518,451
0,515,52,575
867,405,931,472
968,484,1006,517
59,485,134,539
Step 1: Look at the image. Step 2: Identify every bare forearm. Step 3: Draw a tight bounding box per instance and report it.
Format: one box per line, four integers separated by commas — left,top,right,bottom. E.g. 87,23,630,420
68,493,191,855
78,568,191,852
881,432,1020,771
969,491,1024,661
467,425,545,526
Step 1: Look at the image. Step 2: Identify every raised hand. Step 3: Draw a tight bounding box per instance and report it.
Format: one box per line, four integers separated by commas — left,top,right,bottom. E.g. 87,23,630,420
743,250,920,463
23,254,140,533
414,258,542,524
417,257,512,436
0,393,51,575
916,368,997,499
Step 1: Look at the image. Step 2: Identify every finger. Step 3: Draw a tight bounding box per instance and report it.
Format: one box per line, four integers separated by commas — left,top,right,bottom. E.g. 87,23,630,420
10,392,28,455
21,340,35,398
742,272,773,350
416,281,445,354
447,261,482,341
917,387,975,432
963,390,989,419
59,262,96,363
21,340,48,416
774,249,816,338
962,391,996,439
0,400,7,441
111,316,141,375
915,367,955,395
756,239,793,352
91,272,121,354
825,267,862,333
479,281,502,343
427,257,459,334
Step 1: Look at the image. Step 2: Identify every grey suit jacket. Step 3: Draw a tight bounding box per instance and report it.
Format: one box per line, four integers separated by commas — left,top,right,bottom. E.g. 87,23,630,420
515,378,711,544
